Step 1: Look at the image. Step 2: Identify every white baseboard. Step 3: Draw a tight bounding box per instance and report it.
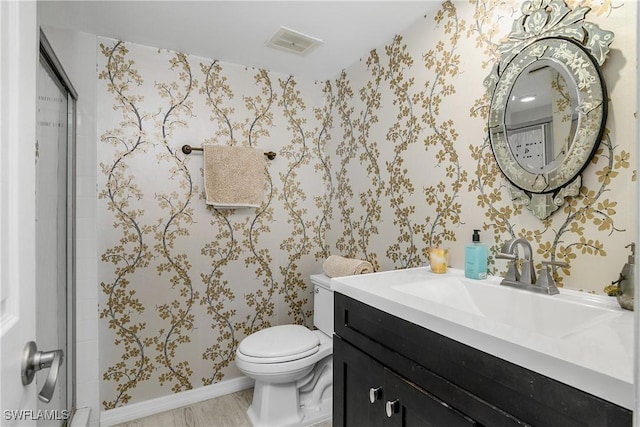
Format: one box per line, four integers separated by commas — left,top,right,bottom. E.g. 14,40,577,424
100,376,255,426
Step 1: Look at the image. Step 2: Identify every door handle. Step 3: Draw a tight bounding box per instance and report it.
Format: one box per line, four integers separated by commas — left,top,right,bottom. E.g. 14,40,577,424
21,341,64,403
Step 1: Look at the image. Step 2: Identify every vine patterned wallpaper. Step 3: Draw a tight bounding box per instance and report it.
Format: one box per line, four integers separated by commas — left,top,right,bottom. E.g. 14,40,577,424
97,0,637,410
97,40,332,407
327,0,636,289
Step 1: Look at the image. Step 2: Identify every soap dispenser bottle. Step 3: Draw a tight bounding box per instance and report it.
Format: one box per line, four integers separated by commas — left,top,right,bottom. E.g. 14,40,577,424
465,229,488,280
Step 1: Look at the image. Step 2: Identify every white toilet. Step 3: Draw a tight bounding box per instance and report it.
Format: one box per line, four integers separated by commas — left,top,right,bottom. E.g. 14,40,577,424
235,274,334,427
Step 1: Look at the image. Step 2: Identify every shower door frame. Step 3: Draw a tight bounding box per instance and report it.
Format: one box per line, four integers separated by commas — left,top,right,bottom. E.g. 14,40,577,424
38,29,77,417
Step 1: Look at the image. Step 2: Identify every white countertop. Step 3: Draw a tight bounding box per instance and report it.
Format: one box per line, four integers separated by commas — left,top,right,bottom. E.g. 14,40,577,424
331,267,635,409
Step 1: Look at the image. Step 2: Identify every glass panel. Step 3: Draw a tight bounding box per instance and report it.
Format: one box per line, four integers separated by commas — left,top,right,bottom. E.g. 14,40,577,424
36,58,69,425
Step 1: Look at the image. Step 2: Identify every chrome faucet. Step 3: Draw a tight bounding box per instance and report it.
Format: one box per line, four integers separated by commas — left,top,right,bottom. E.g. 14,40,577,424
495,238,568,295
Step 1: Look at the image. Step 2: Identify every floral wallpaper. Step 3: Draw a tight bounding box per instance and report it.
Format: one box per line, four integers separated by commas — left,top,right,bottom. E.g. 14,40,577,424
97,40,332,407
327,0,636,289
98,0,637,410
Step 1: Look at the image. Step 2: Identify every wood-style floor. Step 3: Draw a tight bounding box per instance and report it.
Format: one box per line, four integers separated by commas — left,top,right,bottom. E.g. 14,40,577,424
113,388,332,427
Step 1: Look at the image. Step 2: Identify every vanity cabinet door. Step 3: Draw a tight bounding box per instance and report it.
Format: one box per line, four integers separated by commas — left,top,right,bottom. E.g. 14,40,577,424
334,335,386,427
334,336,478,427
383,368,477,427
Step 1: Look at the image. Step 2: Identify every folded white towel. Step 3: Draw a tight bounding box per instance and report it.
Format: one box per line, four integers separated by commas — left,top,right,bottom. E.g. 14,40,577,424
203,145,265,209
322,255,374,277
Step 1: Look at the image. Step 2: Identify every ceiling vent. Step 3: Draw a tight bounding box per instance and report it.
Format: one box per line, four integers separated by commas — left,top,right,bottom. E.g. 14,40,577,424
265,26,323,56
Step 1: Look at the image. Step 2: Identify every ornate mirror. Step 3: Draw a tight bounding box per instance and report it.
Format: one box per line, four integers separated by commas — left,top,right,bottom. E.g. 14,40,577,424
485,0,614,219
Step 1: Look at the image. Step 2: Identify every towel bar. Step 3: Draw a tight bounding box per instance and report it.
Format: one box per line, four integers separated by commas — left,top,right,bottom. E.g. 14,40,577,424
182,144,276,160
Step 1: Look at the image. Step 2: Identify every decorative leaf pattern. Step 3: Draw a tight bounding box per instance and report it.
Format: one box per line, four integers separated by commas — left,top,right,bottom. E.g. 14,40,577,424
98,41,331,407
152,51,197,393
421,2,468,251
196,60,242,386
384,36,423,268
332,0,633,289
98,41,155,409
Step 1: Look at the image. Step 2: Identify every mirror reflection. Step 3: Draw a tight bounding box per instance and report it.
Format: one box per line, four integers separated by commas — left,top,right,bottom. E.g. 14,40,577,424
505,60,579,175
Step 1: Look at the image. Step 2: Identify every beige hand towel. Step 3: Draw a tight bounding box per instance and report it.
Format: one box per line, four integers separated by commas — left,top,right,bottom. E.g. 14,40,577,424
322,255,374,277
203,145,265,208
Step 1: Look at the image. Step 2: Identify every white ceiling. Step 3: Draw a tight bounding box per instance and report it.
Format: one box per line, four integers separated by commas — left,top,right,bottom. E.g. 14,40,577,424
38,1,441,81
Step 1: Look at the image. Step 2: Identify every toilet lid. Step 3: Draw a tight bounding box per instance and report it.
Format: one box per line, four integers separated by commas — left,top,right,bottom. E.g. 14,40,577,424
238,325,320,362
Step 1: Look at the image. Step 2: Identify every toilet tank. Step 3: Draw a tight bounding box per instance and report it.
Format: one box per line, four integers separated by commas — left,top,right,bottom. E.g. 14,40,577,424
311,274,334,336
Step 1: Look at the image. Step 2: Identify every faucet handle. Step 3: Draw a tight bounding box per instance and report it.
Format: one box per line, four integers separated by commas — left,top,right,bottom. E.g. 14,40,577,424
536,261,567,295
496,252,519,281
541,260,570,268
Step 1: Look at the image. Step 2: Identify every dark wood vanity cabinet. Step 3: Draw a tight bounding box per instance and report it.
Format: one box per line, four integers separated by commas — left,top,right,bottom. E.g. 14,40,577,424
334,336,477,426
333,293,632,427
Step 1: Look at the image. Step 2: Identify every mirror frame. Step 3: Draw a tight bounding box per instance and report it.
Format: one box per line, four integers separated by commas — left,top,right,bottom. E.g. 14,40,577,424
484,0,614,219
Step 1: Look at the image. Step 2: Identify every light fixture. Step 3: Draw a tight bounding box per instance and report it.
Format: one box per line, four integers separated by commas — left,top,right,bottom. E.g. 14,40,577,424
519,95,536,103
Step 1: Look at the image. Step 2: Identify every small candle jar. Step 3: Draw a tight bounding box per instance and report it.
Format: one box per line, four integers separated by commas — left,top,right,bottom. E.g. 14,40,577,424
428,247,449,274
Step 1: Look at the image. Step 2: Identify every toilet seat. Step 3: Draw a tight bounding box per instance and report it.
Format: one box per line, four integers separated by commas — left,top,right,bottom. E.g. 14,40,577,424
237,324,320,364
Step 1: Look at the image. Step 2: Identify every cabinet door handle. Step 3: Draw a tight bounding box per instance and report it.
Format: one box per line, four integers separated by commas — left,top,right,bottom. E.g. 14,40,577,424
369,386,382,403
385,399,400,417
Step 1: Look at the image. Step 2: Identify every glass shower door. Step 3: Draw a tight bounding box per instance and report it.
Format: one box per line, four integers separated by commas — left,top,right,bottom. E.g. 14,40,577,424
35,36,76,425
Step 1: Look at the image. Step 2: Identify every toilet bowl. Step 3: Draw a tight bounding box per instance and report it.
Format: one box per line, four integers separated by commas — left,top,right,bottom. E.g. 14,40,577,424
235,274,333,427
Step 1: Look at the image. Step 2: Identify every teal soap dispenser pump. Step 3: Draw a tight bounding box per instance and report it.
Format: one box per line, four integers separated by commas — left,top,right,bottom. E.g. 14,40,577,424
465,229,488,280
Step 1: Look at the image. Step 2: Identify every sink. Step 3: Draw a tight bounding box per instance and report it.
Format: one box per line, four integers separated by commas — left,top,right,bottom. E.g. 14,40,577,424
392,273,622,339
330,266,634,409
